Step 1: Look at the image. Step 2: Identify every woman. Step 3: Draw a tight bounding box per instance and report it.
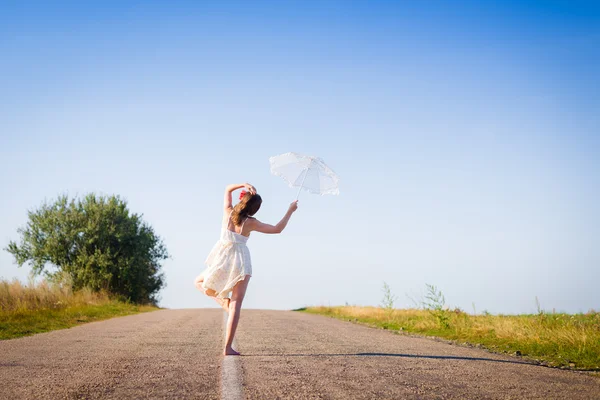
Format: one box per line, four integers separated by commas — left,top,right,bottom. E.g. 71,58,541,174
194,183,298,355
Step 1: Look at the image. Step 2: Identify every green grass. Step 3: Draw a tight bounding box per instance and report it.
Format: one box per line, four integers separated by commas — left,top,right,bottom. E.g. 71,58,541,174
300,306,600,371
0,278,158,340
0,301,158,340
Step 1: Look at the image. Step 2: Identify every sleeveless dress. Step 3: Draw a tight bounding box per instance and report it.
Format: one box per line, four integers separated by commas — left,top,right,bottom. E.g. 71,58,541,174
195,211,252,299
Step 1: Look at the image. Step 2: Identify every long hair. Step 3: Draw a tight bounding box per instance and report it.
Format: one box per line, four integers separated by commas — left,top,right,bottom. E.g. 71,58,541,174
232,192,262,226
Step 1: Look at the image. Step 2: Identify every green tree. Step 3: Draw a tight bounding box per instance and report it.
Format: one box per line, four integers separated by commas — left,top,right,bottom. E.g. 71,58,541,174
5,194,168,304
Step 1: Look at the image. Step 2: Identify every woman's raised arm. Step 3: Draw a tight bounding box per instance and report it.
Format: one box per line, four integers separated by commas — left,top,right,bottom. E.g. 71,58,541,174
223,183,256,210
251,201,298,234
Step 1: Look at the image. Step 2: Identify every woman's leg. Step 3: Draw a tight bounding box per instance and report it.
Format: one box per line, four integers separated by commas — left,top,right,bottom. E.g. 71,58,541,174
194,275,206,293
224,276,251,356
195,275,230,312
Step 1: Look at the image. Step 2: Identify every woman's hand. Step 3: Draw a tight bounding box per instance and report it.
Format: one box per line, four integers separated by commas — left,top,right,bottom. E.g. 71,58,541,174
225,183,255,210
244,183,257,195
252,200,298,234
288,200,298,213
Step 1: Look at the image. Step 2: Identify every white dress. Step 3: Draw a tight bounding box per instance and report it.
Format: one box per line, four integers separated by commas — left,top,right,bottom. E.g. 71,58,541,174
196,211,252,299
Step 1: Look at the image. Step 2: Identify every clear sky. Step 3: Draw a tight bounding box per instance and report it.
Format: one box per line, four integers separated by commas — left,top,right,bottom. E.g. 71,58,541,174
1,1,598,314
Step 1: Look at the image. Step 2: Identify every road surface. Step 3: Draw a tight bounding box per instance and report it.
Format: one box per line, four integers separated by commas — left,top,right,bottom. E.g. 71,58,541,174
1,309,598,399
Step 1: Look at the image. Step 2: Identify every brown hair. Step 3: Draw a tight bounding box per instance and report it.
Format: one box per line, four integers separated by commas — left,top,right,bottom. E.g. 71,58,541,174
231,192,262,226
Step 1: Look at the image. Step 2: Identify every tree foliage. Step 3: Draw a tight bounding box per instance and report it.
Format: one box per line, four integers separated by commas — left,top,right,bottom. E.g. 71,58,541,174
5,194,168,304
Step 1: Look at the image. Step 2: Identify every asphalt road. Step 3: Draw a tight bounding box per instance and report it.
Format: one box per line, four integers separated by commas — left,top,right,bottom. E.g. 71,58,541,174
1,309,598,399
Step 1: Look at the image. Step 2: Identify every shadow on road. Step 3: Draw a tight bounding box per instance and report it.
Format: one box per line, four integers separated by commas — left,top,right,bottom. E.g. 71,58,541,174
244,352,534,366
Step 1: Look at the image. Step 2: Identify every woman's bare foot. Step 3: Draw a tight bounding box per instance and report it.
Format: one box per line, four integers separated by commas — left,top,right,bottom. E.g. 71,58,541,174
211,296,229,311
224,347,240,356
212,296,230,312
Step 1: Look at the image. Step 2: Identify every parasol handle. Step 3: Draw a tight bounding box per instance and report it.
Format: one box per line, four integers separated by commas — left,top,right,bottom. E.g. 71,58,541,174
296,167,310,200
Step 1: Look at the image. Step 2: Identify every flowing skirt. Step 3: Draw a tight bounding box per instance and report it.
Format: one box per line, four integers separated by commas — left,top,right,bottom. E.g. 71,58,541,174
195,240,252,299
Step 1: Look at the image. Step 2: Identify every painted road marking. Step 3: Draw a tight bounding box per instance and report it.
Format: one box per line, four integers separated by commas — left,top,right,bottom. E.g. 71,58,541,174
221,311,243,400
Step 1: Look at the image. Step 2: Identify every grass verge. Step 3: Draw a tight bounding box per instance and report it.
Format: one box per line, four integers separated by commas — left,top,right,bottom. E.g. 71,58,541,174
300,306,600,372
1,301,158,340
0,278,158,340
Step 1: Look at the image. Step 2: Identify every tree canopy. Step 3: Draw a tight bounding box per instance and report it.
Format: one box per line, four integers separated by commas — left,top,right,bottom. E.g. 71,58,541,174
6,194,168,304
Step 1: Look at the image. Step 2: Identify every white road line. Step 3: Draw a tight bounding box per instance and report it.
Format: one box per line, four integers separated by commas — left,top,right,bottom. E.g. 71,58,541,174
221,311,244,400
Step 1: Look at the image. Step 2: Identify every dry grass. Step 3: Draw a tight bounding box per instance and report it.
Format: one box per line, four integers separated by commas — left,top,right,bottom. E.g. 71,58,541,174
0,277,108,313
302,306,600,371
0,278,158,340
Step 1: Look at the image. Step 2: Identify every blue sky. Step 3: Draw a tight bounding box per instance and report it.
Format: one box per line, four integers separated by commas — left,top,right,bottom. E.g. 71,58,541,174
1,1,598,314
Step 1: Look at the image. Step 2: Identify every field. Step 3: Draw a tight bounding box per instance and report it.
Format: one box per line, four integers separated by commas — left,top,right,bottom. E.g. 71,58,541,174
0,278,158,340
302,306,600,371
